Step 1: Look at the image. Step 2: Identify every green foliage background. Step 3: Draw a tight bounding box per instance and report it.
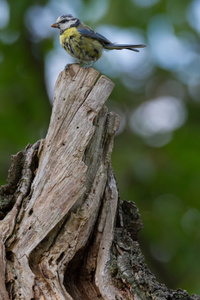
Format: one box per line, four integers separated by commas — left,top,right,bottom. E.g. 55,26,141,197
1,0,200,295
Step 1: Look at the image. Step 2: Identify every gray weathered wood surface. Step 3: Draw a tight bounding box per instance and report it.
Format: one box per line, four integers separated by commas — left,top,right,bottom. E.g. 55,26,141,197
0,65,199,300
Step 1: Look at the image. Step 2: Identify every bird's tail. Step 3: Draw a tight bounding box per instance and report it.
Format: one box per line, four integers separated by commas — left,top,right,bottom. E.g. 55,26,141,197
105,44,146,52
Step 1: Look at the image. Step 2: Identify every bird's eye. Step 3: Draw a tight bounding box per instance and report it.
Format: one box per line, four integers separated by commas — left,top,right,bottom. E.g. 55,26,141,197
59,20,67,23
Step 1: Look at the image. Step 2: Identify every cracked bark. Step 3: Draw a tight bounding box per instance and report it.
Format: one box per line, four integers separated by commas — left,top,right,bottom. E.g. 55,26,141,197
0,65,199,300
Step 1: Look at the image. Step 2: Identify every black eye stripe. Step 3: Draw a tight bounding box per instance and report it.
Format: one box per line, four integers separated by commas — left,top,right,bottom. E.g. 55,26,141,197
58,18,81,28
59,18,77,24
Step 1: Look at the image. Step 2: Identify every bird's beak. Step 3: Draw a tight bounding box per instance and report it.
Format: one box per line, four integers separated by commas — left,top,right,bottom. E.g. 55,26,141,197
51,22,60,28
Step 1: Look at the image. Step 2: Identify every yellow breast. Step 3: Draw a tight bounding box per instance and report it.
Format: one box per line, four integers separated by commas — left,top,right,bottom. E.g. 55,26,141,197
59,27,103,63
59,27,80,46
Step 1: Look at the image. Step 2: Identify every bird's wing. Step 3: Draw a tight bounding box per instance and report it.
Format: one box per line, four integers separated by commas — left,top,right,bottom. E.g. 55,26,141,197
77,28,111,44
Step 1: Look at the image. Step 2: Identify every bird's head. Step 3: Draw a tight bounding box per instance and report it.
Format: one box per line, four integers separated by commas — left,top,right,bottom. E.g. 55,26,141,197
51,15,81,32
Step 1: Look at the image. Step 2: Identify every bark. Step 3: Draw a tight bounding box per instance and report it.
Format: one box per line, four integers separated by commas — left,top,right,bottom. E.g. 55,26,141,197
0,64,199,300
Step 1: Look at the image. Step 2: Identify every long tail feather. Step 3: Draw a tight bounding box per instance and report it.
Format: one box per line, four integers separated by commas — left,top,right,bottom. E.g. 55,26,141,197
105,44,146,52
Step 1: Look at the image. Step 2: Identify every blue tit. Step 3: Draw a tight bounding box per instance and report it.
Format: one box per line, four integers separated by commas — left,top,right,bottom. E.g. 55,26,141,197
51,14,146,68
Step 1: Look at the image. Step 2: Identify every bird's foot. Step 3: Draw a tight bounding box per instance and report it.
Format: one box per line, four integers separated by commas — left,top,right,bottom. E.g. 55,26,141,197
82,61,95,69
83,65,91,69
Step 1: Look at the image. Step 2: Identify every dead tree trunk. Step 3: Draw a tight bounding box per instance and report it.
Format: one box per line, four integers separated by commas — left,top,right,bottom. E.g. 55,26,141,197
0,65,199,300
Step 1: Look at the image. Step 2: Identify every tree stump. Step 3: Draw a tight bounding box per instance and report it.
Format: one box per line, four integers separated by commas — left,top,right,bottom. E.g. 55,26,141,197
0,65,199,300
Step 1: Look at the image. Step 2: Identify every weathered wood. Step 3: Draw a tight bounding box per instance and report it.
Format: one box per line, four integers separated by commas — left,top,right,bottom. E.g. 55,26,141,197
0,64,199,300
0,65,120,299
0,240,9,300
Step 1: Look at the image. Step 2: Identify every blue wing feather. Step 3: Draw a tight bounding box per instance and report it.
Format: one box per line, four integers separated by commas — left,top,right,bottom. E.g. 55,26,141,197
77,28,146,52
77,28,111,44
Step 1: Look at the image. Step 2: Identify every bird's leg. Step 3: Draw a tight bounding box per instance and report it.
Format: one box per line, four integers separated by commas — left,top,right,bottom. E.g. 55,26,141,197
83,61,95,69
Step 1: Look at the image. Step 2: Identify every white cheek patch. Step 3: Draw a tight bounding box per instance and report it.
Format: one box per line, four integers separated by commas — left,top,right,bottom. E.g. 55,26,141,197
66,20,75,28
60,20,76,30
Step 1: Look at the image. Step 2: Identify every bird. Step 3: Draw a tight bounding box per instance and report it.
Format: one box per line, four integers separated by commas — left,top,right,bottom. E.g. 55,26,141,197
51,14,146,68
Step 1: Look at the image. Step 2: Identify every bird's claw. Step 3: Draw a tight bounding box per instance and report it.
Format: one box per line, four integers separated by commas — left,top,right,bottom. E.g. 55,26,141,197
83,65,91,69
